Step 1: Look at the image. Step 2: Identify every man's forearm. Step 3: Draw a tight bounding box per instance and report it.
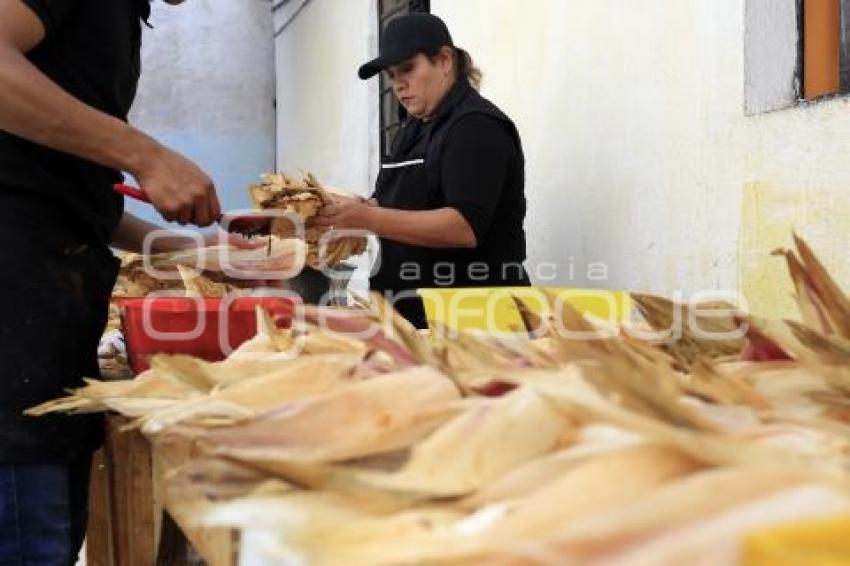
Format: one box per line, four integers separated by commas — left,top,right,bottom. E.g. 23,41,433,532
364,206,477,249
112,212,199,254
0,43,158,177
0,0,221,228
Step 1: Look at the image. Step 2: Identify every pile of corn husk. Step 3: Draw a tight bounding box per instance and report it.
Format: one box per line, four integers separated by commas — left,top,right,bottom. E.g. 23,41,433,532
114,238,308,299
30,235,850,565
113,170,369,302
105,239,308,379
248,173,368,269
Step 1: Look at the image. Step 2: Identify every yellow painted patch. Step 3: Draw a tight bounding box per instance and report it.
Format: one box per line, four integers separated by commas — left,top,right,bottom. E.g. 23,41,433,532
738,182,850,319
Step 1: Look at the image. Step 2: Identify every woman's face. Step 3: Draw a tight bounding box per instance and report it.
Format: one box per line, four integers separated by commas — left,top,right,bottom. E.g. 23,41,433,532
386,48,453,120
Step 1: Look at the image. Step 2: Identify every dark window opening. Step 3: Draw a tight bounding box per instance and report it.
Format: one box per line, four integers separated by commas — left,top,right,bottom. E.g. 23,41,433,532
378,0,430,158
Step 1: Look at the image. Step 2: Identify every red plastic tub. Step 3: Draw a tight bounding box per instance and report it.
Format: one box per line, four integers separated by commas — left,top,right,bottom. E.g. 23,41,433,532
116,296,296,374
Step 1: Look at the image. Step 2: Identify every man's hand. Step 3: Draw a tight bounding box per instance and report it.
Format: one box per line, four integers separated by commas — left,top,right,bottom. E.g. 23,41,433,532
130,143,222,227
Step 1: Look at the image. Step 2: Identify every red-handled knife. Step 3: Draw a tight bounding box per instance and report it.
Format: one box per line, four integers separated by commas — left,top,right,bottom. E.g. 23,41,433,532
114,183,152,203
113,183,271,237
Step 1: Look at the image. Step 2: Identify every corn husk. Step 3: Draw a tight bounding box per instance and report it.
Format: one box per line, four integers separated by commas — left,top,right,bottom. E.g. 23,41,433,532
199,366,462,468
29,232,850,566
539,466,850,563
25,369,203,417
587,485,850,566
773,234,850,338
459,424,644,509
631,294,746,369
332,387,571,501
165,237,307,274
176,265,232,297
136,352,366,433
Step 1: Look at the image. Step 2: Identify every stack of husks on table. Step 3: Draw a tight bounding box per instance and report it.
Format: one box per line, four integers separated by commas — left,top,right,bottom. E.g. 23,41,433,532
30,235,850,565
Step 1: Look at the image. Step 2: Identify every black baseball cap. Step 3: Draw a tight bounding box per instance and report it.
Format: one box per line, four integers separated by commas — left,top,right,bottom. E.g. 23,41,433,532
358,13,454,80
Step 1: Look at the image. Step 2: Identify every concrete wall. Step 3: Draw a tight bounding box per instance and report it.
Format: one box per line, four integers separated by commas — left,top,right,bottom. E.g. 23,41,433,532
128,0,276,224
274,0,850,319
432,0,850,319
273,0,379,292
273,0,379,195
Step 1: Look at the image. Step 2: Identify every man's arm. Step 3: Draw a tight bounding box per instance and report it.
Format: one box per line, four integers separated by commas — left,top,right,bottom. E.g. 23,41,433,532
112,212,264,254
0,0,220,226
111,213,192,254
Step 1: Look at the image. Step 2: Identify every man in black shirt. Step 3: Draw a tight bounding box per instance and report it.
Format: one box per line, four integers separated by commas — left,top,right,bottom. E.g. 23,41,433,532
0,1,222,562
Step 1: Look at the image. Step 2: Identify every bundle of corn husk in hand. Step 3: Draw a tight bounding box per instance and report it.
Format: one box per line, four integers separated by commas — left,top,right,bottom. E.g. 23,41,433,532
30,235,850,565
248,172,368,269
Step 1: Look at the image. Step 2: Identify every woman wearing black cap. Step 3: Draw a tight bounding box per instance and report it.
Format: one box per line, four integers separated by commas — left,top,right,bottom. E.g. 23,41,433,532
316,13,529,328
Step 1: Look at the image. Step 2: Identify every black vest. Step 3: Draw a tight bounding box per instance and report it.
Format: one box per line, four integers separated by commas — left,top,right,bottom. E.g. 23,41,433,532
423,83,523,199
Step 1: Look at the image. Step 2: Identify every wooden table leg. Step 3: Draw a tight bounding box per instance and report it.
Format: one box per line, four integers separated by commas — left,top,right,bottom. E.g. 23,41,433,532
86,416,158,566
86,448,113,566
87,416,239,565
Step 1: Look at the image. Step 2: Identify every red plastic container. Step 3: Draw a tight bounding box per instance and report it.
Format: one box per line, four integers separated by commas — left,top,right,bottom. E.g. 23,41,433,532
117,297,296,374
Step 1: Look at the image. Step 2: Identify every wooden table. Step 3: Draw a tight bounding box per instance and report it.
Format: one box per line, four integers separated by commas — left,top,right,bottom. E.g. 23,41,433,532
86,415,239,566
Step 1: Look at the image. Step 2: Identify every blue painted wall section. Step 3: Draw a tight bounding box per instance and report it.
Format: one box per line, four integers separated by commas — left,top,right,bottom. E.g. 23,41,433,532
123,129,275,226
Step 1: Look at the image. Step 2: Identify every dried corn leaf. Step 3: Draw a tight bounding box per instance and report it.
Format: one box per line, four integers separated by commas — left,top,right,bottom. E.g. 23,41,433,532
25,370,203,418
177,265,230,297
631,293,745,368
165,238,306,274
301,305,419,367
781,234,850,338
476,444,703,541
540,466,850,562
204,489,462,566
334,387,570,500
530,371,832,474
252,444,701,566
785,320,850,367
513,295,545,336
460,424,644,509
588,484,850,566
200,366,461,467
136,352,365,433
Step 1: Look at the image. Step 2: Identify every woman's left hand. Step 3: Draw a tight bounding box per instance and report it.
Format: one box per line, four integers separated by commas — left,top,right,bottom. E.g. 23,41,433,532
313,196,375,231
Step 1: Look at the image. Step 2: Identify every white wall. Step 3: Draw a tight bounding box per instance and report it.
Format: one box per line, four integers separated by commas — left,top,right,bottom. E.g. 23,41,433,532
273,0,850,319
432,0,850,318
273,0,379,292
273,0,379,195
129,0,276,223
744,0,799,114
